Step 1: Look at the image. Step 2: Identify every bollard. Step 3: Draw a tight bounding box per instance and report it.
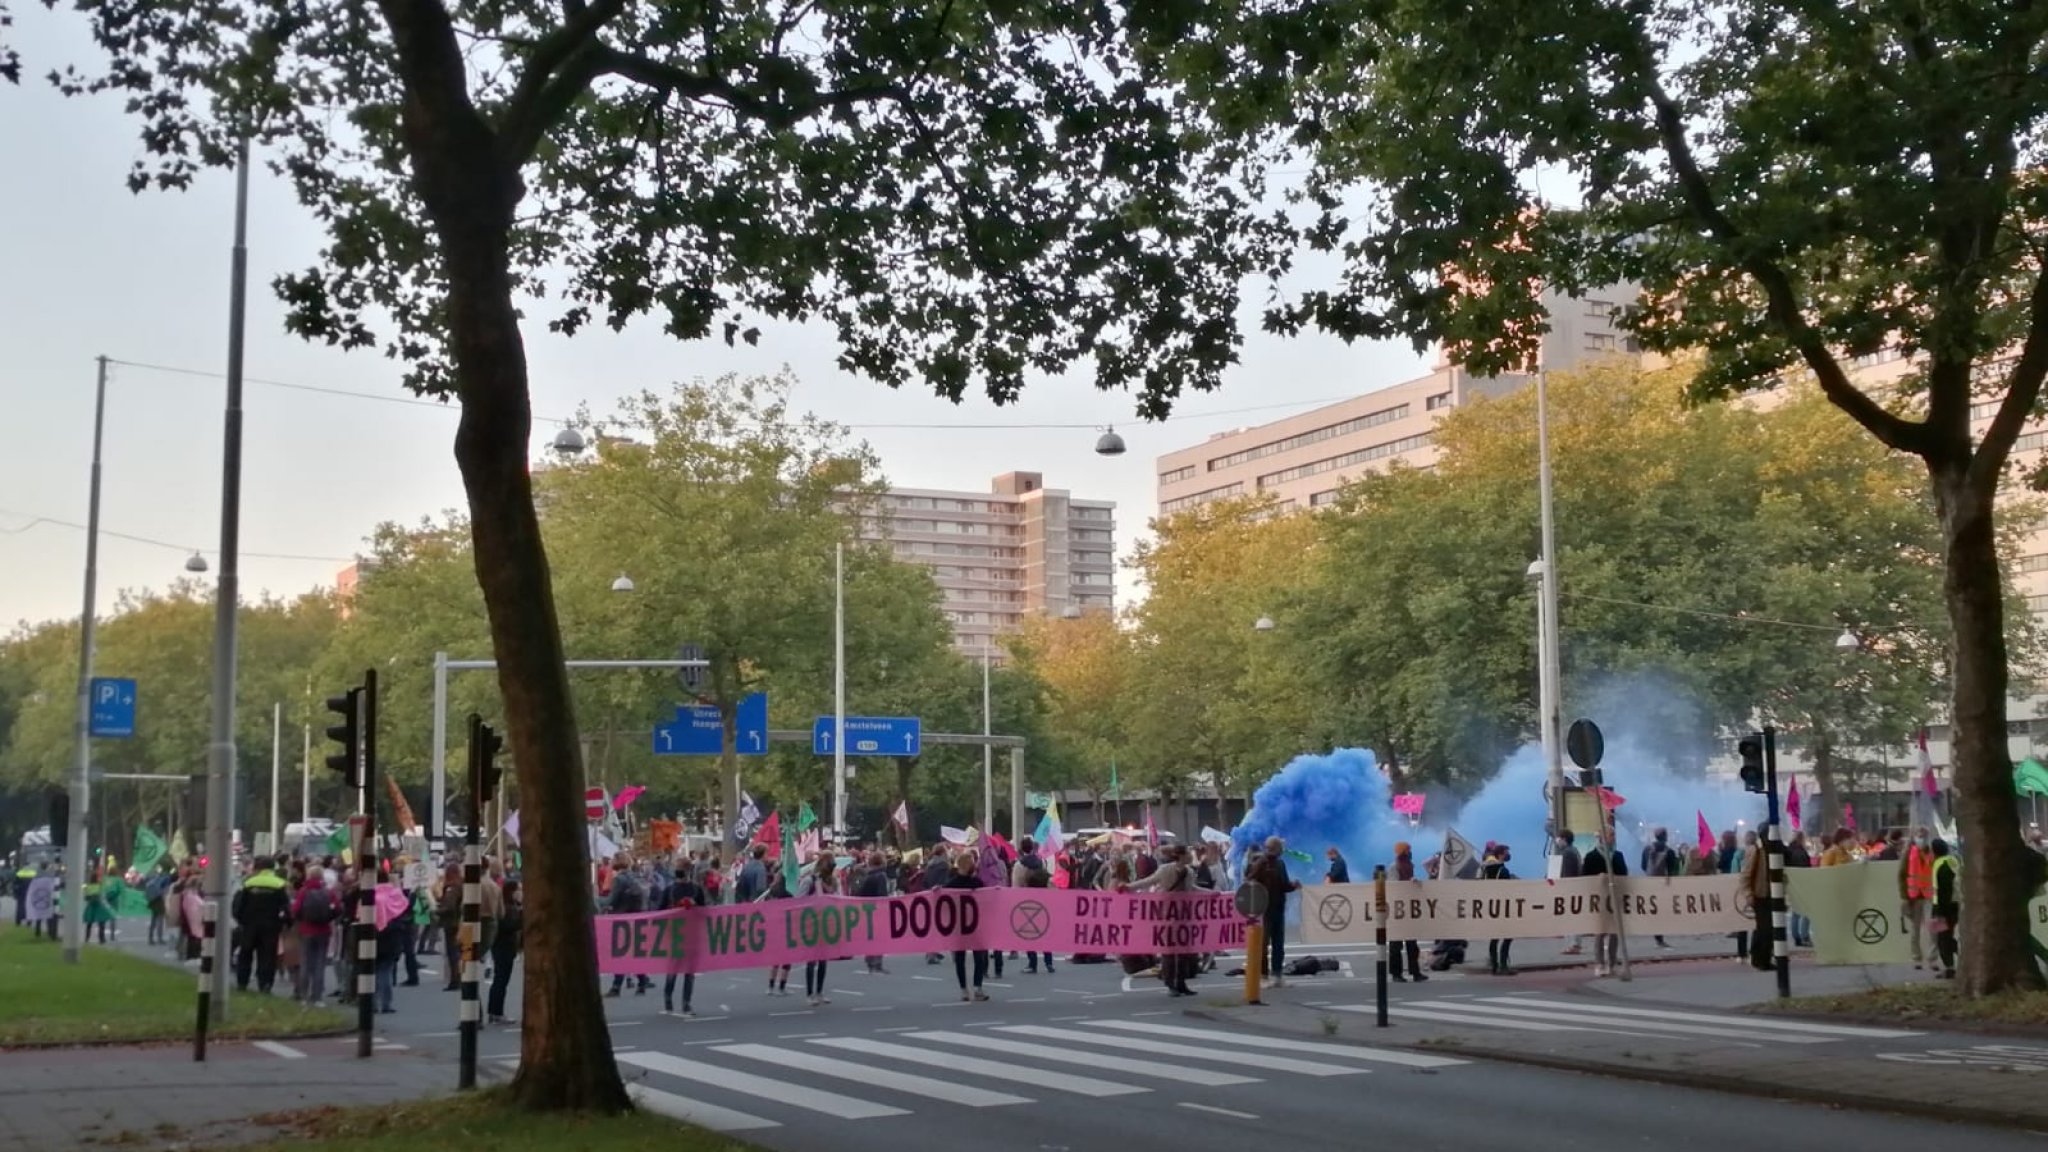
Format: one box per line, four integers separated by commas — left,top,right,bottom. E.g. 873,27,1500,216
1373,866,1389,1028
1765,726,1791,998
193,901,217,1062
1244,921,1265,1005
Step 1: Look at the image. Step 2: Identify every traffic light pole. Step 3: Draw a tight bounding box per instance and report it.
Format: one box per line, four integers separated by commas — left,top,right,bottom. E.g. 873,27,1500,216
1763,726,1791,999
458,714,485,1091
354,670,378,1057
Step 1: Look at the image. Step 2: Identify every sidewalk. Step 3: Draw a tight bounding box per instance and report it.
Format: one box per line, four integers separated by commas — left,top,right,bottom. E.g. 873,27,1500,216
1190,958,2048,1129
0,1042,475,1152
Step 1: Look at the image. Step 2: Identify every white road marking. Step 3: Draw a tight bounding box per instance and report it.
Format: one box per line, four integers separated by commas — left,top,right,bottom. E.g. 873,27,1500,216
617,1051,907,1120
1180,1103,1259,1120
627,1082,781,1133
916,1030,1259,1087
1421,1001,1828,1042
997,1024,1355,1078
1081,1020,1468,1069
717,1043,1033,1108
1484,997,1924,1039
810,1036,1149,1098
252,1041,305,1060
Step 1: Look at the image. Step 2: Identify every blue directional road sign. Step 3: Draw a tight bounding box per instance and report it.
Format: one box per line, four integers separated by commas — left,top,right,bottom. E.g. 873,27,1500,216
88,677,137,738
654,691,768,756
812,715,922,758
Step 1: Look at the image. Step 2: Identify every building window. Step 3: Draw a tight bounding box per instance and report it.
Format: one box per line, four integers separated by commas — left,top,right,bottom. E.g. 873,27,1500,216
1071,506,1113,521
2017,431,2048,454
1425,392,1452,411
1205,404,1411,472
1074,550,1113,566
2028,594,2048,614
1159,465,1196,485
1584,333,1619,351
1585,298,1612,319
1160,482,1243,514
1255,434,1433,489
1308,489,1342,508
2022,553,2048,573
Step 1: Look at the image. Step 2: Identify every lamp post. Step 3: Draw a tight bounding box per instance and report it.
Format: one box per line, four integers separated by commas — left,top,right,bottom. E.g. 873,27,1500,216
62,356,111,965
833,541,847,838
1534,370,1566,834
201,133,253,1021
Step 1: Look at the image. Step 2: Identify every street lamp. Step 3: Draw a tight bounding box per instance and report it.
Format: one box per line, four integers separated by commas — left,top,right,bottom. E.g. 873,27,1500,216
1253,615,1275,632
1094,426,1127,457
185,552,210,574
1533,369,1566,835
551,427,588,456
1061,605,1082,620
610,573,636,593
1835,629,1860,651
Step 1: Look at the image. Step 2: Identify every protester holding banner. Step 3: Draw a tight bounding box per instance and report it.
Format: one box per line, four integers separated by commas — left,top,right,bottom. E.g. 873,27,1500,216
797,854,838,1006
488,878,524,1025
1481,843,1518,976
1930,839,1960,980
1248,837,1299,986
1388,843,1427,982
1580,828,1627,977
943,851,991,1002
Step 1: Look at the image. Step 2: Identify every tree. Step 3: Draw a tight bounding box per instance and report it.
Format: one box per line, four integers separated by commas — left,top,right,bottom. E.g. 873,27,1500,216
1122,497,1322,821
1178,1,2048,993
1287,363,1980,803
40,0,1272,1106
1008,612,1136,811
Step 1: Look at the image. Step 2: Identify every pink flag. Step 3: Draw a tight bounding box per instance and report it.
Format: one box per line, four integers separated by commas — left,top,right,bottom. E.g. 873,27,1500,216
1916,730,1938,799
1589,786,1626,811
612,785,647,811
1842,803,1858,832
1696,811,1714,853
1786,777,1802,831
1144,805,1158,850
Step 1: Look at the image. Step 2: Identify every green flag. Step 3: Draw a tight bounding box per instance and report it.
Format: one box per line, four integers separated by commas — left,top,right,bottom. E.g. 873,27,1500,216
1108,759,1119,800
131,826,167,877
2018,758,2048,798
797,802,819,833
781,814,801,894
325,825,349,854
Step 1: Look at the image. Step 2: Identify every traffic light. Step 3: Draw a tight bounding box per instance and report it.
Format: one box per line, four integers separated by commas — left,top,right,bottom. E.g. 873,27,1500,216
182,775,206,838
1738,735,1765,793
473,718,505,806
47,790,69,847
325,685,363,787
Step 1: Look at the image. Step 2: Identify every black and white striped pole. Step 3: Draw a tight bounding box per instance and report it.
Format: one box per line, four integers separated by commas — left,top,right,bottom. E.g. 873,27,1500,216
1372,865,1389,1028
193,900,217,1061
1764,726,1791,998
458,716,503,1091
354,670,379,1056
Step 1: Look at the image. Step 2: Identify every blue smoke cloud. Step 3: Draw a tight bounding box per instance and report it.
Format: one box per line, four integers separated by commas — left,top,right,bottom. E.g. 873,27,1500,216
1231,681,1776,885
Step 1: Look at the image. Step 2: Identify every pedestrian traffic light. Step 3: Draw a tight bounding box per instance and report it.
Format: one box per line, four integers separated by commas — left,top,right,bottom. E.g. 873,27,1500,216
183,775,206,838
1738,735,1765,793
472,717,504,806
325,685,363,787
47,790,68,847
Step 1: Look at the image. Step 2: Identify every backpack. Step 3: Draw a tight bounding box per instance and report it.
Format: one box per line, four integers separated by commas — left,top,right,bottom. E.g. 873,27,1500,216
299,885,338,926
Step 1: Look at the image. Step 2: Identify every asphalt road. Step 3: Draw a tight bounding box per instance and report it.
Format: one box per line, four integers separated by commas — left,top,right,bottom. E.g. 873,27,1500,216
95,929,2048,1151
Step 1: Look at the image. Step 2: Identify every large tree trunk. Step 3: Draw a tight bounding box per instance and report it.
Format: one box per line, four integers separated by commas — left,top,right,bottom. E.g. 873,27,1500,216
443,228,629,1113
1932,462,2044,995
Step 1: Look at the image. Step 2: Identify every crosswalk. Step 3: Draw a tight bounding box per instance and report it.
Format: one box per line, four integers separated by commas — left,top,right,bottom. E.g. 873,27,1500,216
596,1018,1469,1133
1324,995,1923,1043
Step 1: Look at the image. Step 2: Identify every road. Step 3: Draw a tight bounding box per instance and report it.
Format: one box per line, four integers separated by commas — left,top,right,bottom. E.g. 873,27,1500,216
215,939,2043,1152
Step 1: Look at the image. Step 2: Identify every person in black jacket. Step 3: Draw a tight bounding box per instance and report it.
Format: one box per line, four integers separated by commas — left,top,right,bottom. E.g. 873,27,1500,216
1581,828,1628,976
486,879,524,1025
943,852,990,1002
1929,839,1960,980
1482,845,1517,976
231,857,293,994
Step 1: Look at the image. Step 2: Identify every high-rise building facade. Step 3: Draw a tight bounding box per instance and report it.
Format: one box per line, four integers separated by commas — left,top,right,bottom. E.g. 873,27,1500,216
1155,286,1641,515
865,472,1116,659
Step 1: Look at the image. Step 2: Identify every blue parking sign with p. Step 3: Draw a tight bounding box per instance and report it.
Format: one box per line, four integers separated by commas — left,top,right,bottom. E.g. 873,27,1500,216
89,678,137,738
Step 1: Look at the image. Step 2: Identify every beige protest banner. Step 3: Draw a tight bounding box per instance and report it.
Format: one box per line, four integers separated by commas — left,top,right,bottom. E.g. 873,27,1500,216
1789,861,2048,965
1300,874,1751,944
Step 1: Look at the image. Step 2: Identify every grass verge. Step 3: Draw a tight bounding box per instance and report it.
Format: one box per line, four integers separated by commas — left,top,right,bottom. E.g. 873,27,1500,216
1761,981,2048,1030
221,1091,754,1152
0,924,351,1046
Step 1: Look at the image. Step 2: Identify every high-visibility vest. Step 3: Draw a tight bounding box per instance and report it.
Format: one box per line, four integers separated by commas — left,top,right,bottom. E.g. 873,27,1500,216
1904,845,1934,900
1930,855,1960,904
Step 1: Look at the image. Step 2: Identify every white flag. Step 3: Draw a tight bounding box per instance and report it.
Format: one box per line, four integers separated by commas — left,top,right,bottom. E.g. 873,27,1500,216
1440,827,1481,879
737,791,761,836
892,801,910,830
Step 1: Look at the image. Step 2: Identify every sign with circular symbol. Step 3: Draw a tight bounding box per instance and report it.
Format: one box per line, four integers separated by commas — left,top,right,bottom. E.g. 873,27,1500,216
1316,893,1353,933
1009,899,1050,942
1735,888,1754,918
1234,882,1269,920
1853,907,1889,944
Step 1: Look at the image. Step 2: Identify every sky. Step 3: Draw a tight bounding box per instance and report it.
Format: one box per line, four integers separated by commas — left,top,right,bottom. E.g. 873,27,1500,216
0,9,1432,632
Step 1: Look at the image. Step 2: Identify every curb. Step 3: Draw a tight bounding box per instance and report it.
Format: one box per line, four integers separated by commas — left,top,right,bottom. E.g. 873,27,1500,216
1744,1003,2048,1041
1180,1007,2045,1131
0,1023,355,1053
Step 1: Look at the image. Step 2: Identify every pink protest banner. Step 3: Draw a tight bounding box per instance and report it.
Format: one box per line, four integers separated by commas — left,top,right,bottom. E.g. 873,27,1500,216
594,887,1251,976
1391,793,1426,817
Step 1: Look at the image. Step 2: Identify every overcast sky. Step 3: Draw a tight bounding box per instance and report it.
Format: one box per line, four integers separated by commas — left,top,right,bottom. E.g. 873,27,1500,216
0,9,1431,633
